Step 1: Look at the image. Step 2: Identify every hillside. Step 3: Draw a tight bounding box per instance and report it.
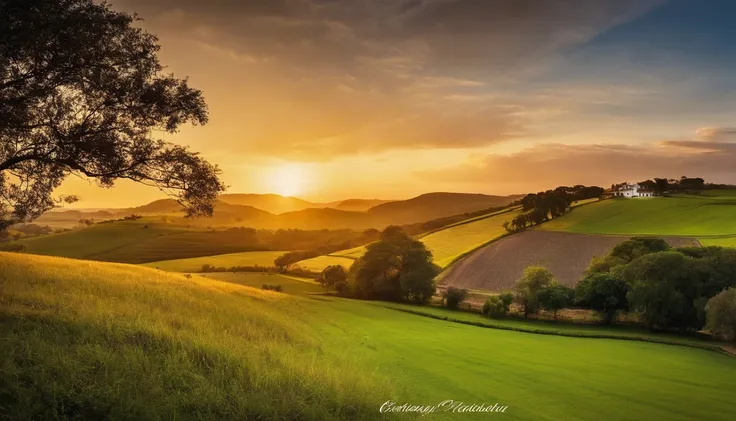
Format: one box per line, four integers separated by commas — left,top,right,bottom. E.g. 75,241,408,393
540,194,736,246
333,199,393,212
12,219,273,263
367,192,522,225
2,252,736,420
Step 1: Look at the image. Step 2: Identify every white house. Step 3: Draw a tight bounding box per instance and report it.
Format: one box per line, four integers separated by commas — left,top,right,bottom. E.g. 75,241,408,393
613,183,654,198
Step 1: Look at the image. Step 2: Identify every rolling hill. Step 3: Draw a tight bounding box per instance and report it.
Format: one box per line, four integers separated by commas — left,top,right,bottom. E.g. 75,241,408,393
11,219,272,263
332,199,393,212
366,192,522,225
540,193,736,245
3,252,735,420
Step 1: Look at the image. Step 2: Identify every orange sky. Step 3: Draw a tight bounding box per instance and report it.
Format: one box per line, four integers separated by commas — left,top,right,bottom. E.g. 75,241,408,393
59,0,736,207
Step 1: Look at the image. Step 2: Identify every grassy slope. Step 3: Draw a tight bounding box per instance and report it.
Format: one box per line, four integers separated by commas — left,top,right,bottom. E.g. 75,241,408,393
3,253,736,420
0,253,395,420
14,219,187,259
540,195,736,239
142,251,288,272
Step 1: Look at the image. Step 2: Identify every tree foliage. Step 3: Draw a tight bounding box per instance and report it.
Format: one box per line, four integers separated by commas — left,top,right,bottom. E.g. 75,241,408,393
319,265,348,294
1,0,224,229
442,286,469,310
575,272,629,324
351,226,438,303
513,266,555,317
482,292,513,318
705,288,736,343
536,283,574,319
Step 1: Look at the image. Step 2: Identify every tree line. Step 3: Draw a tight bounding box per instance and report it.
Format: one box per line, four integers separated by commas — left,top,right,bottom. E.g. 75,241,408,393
505,185,604,232
458,237,736,342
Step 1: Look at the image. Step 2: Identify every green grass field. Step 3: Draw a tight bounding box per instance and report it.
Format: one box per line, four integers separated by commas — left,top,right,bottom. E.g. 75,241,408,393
4,252,735,420
142,251,287,272
541,194,736,241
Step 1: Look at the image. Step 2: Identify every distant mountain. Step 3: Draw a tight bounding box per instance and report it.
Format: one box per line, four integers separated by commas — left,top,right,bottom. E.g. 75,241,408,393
127,199,183,214
32,192,522,231
367,192,523,225
218,194,325,214
333,199,393,212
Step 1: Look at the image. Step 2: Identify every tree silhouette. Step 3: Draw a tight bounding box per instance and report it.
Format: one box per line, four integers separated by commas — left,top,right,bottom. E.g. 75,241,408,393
0,0,225,229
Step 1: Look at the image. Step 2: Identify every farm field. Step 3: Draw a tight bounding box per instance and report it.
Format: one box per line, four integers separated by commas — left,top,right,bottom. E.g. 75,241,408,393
328,244,366,259
440,231,699,290
540,194,736,237
2,252,736,420
201,272,325,295
143,251,287,272
293,255,355,272
421,209,521,268
318,208,521,271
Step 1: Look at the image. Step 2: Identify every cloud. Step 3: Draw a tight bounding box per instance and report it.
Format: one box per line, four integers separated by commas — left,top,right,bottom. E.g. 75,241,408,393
110,0,662,160
418,140,736,193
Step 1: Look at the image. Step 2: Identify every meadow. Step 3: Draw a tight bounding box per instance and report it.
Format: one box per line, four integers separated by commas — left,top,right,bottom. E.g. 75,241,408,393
540,194,736,238
2,252,735,420
143,251,287,272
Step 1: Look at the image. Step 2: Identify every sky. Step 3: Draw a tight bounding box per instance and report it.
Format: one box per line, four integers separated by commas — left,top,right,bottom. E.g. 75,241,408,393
61,0,736,207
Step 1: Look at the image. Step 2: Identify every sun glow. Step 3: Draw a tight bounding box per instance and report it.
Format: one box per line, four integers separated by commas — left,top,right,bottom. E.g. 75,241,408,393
268,164,306,197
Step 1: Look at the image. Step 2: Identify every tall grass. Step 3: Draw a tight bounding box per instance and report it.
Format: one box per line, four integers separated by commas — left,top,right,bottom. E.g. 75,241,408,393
0,253,399,420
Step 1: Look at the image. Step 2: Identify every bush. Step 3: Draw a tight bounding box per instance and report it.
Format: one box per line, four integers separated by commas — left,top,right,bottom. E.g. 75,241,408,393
705,288,736,343
261,284,283,292
442,287,469,310
481,295,510,318
0,243,26,253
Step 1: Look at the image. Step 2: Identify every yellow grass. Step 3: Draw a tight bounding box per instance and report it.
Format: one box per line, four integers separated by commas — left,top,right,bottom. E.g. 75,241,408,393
142,251,287,272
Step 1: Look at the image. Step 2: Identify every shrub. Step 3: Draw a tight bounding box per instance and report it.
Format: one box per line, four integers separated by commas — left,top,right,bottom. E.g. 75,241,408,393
442,287,469,310
481,296,509,318
261,284,283,292
705,288,736,343
0,243,26,253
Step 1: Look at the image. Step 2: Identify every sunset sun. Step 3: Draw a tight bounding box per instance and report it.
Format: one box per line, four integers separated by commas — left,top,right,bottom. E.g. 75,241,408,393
268,164,305,197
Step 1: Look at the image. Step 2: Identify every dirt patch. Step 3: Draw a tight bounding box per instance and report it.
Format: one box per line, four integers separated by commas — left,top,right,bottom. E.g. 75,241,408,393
440,230,699,291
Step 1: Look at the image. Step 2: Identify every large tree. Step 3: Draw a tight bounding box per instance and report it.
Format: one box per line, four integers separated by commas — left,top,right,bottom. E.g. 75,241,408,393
0,0,224,229
352,226,438,303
